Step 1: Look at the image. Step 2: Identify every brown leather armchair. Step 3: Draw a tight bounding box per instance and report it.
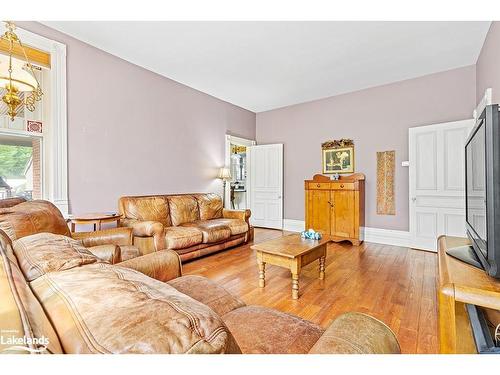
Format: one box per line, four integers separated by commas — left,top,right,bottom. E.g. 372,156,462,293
0,198,141,264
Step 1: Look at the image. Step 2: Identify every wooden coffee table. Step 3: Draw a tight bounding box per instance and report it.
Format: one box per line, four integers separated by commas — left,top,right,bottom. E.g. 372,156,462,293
251,234,331,299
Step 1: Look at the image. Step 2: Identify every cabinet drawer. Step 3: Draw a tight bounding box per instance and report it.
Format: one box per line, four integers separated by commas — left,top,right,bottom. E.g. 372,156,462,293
308,182,331,190
331,182,354,190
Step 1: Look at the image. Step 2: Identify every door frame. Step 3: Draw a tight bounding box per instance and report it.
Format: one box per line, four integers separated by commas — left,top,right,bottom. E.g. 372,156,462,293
224,135,256,209
408,119,474,251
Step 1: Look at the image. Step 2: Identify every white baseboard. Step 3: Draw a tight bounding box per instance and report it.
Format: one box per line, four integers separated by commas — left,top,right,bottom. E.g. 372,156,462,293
282,219,411,247
283,219,305,233
360,227,411,247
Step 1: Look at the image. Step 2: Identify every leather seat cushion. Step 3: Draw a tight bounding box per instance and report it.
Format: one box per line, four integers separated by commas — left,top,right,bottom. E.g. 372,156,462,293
222,305,324,354
208,218,248,236
119,245,141,261
12,233,99,281
168,275,246,316
164,226,203,249
29,263,241,354
181,221,231,243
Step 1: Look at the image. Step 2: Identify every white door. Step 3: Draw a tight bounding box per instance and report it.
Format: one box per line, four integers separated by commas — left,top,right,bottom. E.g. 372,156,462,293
248,144,283,229
409,119,474,251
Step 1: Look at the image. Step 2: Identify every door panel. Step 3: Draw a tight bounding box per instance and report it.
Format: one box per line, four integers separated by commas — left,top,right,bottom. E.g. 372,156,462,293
331,190,355,238
306,189,331,234
248,144,283,229
409,119,474,251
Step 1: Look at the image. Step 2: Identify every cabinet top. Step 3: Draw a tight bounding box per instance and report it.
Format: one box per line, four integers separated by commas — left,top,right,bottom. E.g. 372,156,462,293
305,173,365,183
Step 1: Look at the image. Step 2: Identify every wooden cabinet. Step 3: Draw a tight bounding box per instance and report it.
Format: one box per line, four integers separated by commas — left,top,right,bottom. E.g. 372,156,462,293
305,174,365,246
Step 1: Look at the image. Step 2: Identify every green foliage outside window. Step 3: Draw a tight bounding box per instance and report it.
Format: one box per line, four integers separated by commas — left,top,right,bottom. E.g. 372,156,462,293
0,145,32,178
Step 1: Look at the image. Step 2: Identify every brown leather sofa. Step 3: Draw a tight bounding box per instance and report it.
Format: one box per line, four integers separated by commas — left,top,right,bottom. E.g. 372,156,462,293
119,193,251,261
0,223,400,354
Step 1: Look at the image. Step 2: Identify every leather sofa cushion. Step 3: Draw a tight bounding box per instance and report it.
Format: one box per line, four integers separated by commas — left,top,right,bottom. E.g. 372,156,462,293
164,226,203,249
0,200,71,241
181,221,231,243
308,312,401,354
168,275,246,316
13,233,99,281
119,196,171,227
0,232,64,354
30,263,241,353
194,194,223,220
0,197,26,209
222,305,324,354
168,195,200,226
119,245,141,261
208,218,248,236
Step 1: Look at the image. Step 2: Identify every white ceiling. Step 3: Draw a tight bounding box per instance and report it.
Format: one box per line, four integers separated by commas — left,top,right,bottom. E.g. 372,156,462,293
42,21,491,112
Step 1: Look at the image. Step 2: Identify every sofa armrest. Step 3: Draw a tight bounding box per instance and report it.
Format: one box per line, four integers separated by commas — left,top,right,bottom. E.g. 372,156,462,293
223,209,251,223
309,312,400,354
118,250,182,282
71,227,133,247
87,244,122,264
120,218,165,251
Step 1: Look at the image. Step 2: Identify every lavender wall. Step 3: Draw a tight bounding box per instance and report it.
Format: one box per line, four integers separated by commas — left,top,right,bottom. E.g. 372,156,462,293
256,66,476,231
16,22,256,214
476,22,500,104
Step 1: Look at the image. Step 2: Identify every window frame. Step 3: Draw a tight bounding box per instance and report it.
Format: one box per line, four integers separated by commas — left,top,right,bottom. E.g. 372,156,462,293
0,22,68,215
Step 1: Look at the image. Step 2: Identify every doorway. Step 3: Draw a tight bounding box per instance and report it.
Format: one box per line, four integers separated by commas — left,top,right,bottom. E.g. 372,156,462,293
224,135,255,209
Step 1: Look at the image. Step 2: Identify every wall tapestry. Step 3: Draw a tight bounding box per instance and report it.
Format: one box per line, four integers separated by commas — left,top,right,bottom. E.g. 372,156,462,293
377,150,395,215
321,139,354,174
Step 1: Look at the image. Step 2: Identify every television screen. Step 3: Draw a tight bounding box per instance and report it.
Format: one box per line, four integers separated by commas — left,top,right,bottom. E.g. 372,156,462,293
466,119,487,257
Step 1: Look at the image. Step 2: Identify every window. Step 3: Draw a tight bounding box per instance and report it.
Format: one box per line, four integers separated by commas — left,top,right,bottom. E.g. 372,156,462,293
0,134,42,200
0,63,45,201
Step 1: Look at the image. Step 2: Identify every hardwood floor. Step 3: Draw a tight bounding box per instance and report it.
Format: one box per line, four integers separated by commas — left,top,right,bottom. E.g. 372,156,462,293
182,228,439,354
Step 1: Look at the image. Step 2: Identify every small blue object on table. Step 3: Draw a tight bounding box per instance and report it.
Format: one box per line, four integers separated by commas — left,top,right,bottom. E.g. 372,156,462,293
300,229,322,240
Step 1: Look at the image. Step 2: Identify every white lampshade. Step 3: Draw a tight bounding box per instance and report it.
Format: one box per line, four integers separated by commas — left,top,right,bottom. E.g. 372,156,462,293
218,167,231,180
0,54,37,92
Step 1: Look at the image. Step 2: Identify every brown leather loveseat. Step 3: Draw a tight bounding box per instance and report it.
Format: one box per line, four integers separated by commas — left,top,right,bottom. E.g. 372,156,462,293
0,214,400,354
119,193,251,261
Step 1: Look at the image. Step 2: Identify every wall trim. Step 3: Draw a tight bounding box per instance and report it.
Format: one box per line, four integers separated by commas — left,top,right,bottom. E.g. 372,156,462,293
283,219,305,233
10,23,68,215
283,219,411,247
360,227,411,248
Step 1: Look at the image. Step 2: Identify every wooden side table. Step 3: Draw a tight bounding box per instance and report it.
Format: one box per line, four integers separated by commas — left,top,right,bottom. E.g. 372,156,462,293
68,213,121,232
438,235,500,353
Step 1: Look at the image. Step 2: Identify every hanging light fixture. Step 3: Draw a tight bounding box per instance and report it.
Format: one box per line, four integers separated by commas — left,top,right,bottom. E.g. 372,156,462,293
0,21,43,121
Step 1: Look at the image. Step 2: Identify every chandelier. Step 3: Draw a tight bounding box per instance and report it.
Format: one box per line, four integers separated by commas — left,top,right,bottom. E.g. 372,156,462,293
0,21,43,121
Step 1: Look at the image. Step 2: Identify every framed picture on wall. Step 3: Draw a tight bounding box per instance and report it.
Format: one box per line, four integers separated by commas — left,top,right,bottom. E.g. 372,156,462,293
321,139,354,174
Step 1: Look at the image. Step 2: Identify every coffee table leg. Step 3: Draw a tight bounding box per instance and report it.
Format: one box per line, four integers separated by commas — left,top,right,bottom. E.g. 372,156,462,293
319,256,325,280
258,261,266,288
292,273,299,299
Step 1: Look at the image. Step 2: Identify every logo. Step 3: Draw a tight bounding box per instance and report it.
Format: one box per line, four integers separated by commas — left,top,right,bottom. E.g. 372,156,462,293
0,329,49,354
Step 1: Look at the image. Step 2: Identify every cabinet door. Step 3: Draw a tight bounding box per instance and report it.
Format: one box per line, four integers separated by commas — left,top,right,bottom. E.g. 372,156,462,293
331,190,355,238
306,190,331,235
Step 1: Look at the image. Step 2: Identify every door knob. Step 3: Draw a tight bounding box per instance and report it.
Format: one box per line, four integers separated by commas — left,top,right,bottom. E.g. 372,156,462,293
412,197,416,202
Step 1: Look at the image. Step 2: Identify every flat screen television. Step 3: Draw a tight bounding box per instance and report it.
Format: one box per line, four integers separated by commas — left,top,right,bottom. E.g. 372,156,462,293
464,104,500,278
